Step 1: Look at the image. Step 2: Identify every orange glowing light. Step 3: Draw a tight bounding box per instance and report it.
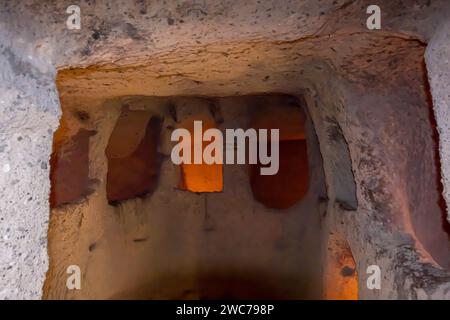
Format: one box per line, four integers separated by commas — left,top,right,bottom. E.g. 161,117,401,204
178,116,223,192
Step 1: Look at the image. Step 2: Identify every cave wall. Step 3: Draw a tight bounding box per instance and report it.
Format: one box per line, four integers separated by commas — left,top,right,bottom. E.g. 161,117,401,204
306,67,450,299
426,18,450,227
44,95,325,299
1,0,450,299
0,42,60,299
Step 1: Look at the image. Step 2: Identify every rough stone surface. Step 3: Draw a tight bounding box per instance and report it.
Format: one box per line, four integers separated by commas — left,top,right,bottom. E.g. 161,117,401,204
43,95,326,299
0,0,450,299
0,33,60,300
426,17,450,224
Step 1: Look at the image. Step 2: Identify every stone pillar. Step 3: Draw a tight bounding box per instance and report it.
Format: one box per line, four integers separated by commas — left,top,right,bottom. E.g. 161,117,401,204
0,45,59,299
426,17,450,223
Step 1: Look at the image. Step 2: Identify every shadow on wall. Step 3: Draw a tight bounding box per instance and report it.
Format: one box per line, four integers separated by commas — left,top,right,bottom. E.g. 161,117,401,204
106,110,164,204
420,61,450,269
49,126,97,208
249,103,310,209
109,270,318,300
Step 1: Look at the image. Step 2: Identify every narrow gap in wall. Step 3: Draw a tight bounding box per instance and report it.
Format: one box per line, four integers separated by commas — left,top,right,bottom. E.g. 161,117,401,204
49,108,97,208
105,107,163,205
416,60,450,269
177,113,223,193
324,117,358,211
249,96,310,209
422,61,450,236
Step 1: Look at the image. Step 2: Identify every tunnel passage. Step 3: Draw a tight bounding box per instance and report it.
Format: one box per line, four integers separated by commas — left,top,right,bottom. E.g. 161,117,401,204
45,94,328,300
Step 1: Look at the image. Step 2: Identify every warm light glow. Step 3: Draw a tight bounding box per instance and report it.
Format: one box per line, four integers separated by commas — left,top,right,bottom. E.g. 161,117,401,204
249,105,309,209
324,240,359,300
178,116,223,192
250,140,309,209
251,105,306,140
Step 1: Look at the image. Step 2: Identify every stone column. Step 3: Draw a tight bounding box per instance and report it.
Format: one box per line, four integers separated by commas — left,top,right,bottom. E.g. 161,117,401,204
0,43,59,299
426,17,450,223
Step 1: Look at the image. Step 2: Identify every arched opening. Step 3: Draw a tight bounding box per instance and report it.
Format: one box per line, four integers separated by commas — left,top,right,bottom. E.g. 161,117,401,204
176,114,223,193
249,103,309,209
105,107,163,204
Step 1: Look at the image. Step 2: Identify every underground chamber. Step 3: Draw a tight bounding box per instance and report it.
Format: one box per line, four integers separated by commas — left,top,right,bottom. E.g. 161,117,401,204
3,0,450,303
43,52,450,300
44,93,337,299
